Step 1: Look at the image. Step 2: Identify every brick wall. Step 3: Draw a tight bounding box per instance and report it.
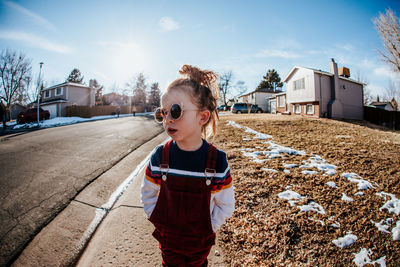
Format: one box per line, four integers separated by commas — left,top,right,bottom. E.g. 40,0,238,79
289,102,320,117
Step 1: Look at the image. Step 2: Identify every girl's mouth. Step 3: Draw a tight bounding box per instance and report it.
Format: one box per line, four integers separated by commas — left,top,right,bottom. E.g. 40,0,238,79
167,128,177,134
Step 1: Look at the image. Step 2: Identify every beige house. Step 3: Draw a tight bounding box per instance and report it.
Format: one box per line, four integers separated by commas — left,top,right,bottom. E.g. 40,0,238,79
238,88,282,112
40,80,96,118
283,58,364,120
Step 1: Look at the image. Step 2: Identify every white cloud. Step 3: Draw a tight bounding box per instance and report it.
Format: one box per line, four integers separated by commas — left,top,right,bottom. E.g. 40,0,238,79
254,49,302,59
373,65,399,81
3,1,57,32
0,30,72,54
159,17,180,31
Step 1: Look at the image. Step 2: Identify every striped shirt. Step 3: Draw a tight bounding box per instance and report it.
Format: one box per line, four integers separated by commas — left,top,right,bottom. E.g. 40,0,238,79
141,139,235,233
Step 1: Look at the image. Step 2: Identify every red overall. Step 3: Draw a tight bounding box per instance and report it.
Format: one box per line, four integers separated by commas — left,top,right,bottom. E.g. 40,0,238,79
149,140,217,266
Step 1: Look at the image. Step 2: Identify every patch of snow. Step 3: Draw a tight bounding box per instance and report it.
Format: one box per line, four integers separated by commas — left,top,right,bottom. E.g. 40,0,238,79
265,141,306,156
298,201,326,215
326,181,337,188
242,137,252,141
308,217,325,225
227,120,243,129
285,185,292,190
283,163,298,168
341,173,373,190
392,221,400,241
300,156,337,176
371,218,393,234
284,169,290,174
332,233,357,248
244,127,272,139
353,248,386,267
11,113,149,130
376,192,400,215
355,192,364,196
241,150,267,163
278,190,303,200
341,193,354,202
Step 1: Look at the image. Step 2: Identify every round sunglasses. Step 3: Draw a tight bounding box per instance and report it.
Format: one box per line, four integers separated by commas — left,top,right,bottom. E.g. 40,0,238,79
154,103,197,123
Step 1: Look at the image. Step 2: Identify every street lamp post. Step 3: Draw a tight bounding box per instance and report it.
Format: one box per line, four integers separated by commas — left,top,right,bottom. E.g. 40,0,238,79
37,62,44,126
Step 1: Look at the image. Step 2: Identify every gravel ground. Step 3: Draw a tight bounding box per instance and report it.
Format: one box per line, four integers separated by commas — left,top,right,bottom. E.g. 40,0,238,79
213,114,400,266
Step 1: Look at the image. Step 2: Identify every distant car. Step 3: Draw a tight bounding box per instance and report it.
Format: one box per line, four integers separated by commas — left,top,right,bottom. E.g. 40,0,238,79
231,103,263,114
217,105,231,111
17,108,50,124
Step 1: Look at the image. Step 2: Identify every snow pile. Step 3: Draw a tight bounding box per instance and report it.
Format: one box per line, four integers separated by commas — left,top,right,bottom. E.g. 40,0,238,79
376,192,400,215
326,181,337,188
371,218,392,234
298,201,326,215
341,173,373,190
241,150,266,164
332,233,358,248
10,113,150,130
300,155,337,176
278,190,304,206
283,163,297,168
392,221,400,241
353,248,386,267
341,193,354,202
227,120,272,139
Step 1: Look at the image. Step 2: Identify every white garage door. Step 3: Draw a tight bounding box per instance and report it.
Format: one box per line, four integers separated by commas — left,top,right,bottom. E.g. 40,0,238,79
42,104,57,119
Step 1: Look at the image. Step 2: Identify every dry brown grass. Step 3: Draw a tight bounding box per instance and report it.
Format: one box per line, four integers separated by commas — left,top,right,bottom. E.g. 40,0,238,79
213,114,400,266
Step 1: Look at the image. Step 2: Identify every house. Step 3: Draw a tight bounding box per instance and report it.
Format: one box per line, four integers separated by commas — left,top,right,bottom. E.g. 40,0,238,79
40,80,96,118
282,58,364,120
237,88,282,112
369,101,395,111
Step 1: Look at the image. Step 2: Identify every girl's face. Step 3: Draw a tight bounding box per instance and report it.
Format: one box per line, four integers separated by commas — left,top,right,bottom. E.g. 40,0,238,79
160,88,210,151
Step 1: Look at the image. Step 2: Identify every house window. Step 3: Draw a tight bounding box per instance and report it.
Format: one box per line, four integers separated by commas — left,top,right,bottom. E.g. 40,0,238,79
277,95,285,107
293,78,305,90
56,87,63,96
294,104,301,114
44,90,50,98
306,104,314,114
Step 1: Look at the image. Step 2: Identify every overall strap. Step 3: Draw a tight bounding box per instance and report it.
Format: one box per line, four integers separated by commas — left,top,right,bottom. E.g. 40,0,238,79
162,139,173,165
206,143,218,170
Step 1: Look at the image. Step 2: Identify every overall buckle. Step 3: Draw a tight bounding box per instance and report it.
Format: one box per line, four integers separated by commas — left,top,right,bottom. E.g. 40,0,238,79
160,164,169,181
204,168,216,186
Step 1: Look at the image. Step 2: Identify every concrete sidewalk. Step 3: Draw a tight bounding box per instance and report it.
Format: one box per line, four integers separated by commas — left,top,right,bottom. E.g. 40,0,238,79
13,131,226,266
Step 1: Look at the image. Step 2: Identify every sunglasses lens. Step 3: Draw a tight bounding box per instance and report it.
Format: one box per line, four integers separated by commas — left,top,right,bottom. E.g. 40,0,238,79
154,108,164,123
170,104,182,120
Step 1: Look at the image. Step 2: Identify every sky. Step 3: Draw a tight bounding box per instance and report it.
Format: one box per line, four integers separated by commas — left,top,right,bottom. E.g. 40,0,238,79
1,0,400,98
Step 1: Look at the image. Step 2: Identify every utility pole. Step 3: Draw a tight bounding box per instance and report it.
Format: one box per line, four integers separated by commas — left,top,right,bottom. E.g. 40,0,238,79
36,62,44,126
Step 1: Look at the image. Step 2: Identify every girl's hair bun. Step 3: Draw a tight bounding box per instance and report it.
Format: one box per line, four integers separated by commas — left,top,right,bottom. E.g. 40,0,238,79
179,65,220,99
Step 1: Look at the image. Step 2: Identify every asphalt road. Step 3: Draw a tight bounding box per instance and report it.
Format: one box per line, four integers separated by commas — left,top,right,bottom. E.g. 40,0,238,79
0,116,164,266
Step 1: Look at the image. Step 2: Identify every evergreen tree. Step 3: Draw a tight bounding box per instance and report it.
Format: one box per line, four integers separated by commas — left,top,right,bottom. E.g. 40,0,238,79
256,69,283,91
66,68,84,84
132,73,147,108
148,82,161,109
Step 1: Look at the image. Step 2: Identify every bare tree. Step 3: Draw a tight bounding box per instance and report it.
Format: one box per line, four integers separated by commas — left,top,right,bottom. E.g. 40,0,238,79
373,9,400,73
148,82,161,110
219,71,233,107
0,49,32,119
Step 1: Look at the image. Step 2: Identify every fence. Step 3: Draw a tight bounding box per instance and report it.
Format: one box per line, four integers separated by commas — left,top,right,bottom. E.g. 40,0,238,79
66,105,143,118
364,106,400,130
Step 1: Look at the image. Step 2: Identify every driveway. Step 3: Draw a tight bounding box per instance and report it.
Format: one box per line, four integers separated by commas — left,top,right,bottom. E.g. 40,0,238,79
0,116,163,266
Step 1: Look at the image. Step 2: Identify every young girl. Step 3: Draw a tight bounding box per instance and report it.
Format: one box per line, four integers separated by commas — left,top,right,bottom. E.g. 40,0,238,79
141,65,235,266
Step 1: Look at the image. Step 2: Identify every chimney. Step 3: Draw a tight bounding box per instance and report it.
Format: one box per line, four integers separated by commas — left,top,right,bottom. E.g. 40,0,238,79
339,67,350,78
327,58,344,118
89,79,95,88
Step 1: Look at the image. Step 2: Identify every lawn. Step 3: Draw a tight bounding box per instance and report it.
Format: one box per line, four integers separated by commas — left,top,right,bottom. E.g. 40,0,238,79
214,114,400,266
